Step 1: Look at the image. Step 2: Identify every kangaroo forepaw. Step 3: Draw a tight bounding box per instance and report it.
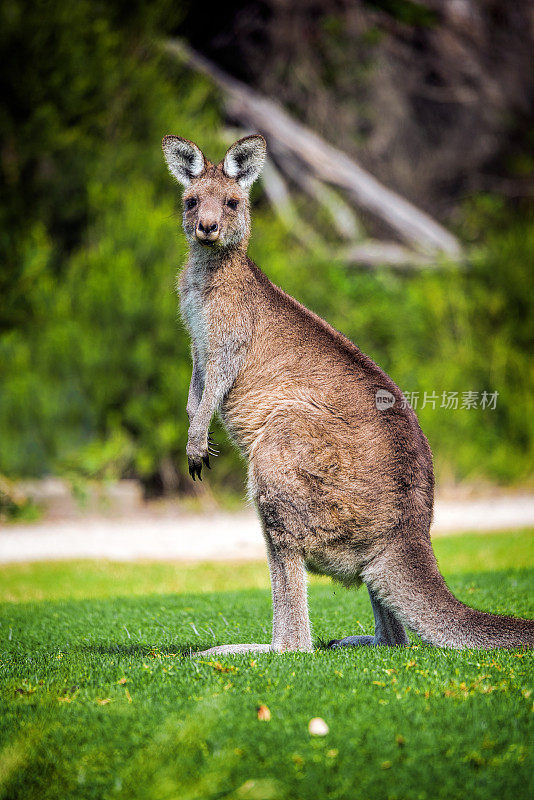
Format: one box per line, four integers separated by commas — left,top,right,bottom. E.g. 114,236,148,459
187,456,203,481
187,435,211,480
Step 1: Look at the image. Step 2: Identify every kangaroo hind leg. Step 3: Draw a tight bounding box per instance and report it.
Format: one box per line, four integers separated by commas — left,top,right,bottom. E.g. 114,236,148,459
193,524,313,657
264,533,313,652
328,584,409,648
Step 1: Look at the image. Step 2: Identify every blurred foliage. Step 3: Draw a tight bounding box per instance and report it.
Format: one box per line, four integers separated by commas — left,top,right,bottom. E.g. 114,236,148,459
0,475,41,522
0,0,532,493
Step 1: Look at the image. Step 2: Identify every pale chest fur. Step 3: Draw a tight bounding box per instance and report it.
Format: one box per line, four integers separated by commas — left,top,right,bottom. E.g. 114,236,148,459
181,256,268,451
180,258,251,372
180,279,209,367
179,255,222,370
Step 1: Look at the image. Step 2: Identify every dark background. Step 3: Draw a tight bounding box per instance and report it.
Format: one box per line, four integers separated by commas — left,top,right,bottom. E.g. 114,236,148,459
1,0,532,509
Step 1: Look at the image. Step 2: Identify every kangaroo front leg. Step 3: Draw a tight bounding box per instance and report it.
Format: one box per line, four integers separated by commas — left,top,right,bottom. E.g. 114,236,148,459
328,585,409,649
186,348,204,423
186,358,235,480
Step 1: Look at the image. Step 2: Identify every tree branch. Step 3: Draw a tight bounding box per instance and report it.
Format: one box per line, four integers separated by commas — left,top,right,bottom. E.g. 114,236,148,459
163,39,463,259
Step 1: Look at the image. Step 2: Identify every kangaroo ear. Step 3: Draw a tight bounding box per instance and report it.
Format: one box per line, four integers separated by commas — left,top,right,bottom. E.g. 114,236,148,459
222,134,266,188
162,135,206,186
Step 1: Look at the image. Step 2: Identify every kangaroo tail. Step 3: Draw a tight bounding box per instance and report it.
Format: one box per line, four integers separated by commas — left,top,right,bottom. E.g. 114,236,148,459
362,533,534,649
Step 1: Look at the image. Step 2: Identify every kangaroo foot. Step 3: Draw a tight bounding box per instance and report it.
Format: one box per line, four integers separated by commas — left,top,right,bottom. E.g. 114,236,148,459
193,643,273,657
327,635,378,648
328,586,410,649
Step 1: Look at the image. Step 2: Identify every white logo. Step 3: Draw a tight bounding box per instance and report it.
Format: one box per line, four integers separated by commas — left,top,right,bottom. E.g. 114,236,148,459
375,389,396,411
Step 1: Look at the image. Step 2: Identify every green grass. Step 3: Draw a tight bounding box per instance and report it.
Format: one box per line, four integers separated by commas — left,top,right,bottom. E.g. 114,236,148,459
0,531,533,800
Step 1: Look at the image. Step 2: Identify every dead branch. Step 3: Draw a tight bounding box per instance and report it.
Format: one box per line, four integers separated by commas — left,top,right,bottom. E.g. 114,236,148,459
163,39,463,259
276,151,362,241
341,241,443,269
261,157,325,251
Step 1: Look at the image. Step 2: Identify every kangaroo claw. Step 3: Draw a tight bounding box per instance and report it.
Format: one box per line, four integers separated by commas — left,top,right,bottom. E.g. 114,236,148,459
207,432,219,457
188,457,203,481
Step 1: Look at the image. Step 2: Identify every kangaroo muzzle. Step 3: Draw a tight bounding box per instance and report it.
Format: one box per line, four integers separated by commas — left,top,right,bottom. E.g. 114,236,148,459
196,220,220,243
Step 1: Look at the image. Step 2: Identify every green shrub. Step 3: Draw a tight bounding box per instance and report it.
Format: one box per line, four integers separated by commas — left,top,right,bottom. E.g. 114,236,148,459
0,1,532,491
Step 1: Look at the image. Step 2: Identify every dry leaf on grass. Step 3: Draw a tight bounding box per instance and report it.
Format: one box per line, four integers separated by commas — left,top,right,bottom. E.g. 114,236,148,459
210,661,237,673
257,704,271,721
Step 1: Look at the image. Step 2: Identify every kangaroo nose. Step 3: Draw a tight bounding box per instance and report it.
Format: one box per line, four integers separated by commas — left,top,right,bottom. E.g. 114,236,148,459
196,220,220,243
198,221,218,234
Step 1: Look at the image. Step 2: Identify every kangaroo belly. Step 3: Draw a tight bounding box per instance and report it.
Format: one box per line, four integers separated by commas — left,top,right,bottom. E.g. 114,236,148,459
304,547,365,587
242,403,409,557
222,387,317,454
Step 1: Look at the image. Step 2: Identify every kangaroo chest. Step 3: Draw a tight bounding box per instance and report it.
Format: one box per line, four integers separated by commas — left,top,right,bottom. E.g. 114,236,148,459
180,266,218,367
180,259,257,433
181,259,250,368
181,279,210,367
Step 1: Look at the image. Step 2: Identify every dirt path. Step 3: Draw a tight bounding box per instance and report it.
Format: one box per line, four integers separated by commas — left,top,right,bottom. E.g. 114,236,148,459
1,495,533,564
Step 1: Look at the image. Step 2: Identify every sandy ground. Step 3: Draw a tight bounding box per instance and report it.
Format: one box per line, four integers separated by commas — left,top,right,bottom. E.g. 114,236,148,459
0,494,533,564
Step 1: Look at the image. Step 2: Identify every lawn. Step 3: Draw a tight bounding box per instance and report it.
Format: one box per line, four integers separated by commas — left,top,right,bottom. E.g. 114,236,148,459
0,530,533,800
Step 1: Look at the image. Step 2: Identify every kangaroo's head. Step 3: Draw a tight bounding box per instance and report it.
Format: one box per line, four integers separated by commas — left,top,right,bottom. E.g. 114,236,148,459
162,134,266,253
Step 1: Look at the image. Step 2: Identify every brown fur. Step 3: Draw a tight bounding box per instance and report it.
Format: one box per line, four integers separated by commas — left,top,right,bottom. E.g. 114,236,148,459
163,134,534,652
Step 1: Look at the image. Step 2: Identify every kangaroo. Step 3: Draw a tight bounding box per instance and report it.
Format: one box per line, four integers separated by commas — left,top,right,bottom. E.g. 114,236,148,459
162,133,534,654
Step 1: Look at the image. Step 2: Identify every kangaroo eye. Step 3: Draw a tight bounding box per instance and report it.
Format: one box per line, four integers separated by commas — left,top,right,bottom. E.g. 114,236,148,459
227,198,239,210
185,197,198,210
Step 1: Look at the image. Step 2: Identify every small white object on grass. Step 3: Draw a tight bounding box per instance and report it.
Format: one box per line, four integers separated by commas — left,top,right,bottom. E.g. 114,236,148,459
308,717,329,736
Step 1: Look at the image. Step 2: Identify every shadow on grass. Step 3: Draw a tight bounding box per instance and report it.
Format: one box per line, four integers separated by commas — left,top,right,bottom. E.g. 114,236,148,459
77,643,155,656
1,568,532,661
76,642,209,657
